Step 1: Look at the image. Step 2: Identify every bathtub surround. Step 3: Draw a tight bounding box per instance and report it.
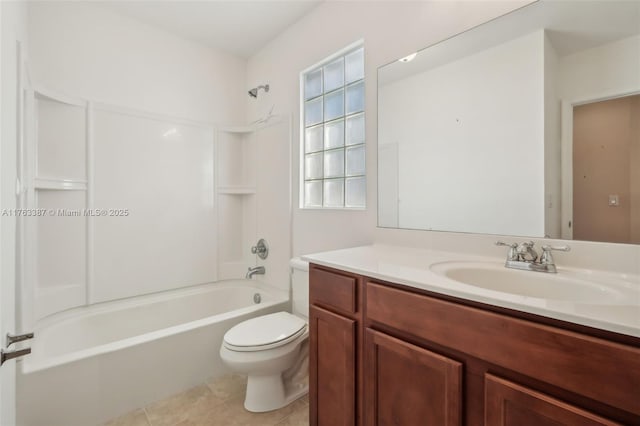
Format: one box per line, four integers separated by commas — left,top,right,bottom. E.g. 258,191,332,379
25,98,218,321
18,1,249,327
216,118,292,286
21,0,294,336
103,374,309,426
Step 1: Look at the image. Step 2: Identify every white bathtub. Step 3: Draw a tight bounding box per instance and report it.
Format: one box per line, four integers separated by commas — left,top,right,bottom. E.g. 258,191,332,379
17,280,289,426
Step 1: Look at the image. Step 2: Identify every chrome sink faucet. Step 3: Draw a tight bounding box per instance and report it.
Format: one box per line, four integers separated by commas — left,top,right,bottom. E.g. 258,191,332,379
496,241,570,273
246,266,265,279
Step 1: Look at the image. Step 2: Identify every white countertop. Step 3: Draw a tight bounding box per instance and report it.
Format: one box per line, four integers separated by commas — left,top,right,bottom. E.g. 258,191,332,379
302,244,640,338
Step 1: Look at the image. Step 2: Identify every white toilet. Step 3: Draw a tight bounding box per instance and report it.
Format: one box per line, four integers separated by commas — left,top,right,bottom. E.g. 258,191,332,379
220,258,309,412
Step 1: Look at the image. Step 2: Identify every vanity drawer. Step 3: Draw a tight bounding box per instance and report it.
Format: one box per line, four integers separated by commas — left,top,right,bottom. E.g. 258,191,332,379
366,281,640,415
310,265,358,316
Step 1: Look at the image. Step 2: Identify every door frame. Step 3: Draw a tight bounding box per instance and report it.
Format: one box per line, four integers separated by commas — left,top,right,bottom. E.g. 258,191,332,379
560,87,640,240
1,30,25,426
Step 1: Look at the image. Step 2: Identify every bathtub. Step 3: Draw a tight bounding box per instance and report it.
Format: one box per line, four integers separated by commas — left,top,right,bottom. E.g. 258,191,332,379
17,280,288,426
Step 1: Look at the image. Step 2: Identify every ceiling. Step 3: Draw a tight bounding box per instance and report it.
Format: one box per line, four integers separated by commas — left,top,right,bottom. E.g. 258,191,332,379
98,0,322,58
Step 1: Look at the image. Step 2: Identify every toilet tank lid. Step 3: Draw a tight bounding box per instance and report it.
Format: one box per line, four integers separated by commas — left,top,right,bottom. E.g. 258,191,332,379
289,257,309,271
224,312,306,348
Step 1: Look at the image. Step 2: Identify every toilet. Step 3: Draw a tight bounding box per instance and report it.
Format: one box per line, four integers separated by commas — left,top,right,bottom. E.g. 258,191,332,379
220,258,309,412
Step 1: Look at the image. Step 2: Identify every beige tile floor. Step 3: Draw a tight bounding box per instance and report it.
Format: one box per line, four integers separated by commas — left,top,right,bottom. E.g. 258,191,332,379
103,374,309,426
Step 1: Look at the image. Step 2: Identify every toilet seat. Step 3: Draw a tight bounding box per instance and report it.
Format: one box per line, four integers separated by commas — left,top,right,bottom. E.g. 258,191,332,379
223,312,307,352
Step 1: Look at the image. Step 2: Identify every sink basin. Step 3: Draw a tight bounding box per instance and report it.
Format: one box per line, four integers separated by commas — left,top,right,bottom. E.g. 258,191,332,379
430,261,638,304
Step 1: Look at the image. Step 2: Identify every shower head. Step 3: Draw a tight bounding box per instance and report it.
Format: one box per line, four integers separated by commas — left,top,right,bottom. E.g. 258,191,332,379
248,84,269,98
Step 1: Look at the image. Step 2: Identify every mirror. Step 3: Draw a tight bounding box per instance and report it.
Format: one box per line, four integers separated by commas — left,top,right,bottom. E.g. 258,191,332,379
377,0,640,244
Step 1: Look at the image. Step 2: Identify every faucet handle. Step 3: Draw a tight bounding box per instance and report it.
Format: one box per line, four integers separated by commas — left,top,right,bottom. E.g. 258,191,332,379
495,241,517,248
540,244,570,265
541,244,571,252
496,241,518,261
250,238,269,260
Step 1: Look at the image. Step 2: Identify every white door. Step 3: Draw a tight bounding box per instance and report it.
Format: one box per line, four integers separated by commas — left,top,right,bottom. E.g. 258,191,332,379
1,3,28,424
0,4,15,424
0,225,18,425
0,20,18,425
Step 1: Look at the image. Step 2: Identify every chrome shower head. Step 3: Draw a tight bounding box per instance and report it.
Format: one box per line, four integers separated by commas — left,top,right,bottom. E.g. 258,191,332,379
248,84,269,98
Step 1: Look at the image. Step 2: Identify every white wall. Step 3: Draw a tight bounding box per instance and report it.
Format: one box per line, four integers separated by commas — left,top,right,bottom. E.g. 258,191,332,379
379,30,545,237
1,1,28,424
246,0,532,256
558,35,640,102
27,2,246,124
253,118,292,291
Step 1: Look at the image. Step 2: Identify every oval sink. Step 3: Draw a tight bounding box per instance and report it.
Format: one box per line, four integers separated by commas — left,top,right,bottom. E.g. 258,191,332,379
430,261,637,304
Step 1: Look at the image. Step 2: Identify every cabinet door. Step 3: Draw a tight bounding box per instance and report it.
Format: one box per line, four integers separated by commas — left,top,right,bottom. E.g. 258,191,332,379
310,305,357,426
364,329,462,426
485,374,621,426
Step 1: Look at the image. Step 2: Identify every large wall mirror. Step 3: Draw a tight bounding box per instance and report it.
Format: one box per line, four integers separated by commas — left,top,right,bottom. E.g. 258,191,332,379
378,0,640,245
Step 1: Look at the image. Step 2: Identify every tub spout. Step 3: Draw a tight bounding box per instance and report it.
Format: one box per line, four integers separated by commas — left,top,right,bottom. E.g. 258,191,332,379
246,266,265,279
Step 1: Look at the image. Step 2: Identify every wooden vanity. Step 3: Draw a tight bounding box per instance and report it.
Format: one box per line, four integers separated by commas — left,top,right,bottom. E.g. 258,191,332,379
308,263,640,426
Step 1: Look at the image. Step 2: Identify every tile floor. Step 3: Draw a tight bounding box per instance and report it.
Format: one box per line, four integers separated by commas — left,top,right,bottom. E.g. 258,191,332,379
103,374,309,426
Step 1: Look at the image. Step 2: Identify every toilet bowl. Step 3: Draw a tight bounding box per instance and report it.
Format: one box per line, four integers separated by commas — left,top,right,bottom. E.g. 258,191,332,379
219,258,309,412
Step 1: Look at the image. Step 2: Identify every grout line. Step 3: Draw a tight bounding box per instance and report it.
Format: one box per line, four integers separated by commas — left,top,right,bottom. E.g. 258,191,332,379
142,407,153,426
273,403,309,426
204,377,216,395
274,412,291,426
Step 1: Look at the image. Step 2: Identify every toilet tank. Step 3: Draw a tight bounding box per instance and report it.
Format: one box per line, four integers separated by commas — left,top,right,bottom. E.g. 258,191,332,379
289,258,309,320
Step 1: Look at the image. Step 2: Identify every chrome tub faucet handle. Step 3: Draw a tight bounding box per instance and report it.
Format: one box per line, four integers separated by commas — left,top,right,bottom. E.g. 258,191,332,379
251,238,269,260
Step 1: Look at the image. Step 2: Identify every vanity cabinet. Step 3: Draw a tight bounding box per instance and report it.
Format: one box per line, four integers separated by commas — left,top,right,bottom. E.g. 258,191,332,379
364,329,462,425
484,374,620,426
309,264,640,426
309,266,363,426
310,306,356,426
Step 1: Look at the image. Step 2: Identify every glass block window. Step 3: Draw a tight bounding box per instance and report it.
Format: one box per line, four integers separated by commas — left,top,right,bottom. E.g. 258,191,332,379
302,46,365,209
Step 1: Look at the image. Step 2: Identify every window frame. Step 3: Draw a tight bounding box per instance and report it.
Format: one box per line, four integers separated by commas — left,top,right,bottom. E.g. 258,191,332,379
299,40,366,210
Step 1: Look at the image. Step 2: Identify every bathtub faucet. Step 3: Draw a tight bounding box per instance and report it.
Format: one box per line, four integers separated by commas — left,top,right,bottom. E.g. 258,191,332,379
246,266,265,279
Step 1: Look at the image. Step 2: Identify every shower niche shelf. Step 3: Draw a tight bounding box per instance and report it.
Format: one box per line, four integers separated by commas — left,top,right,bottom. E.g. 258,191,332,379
23,89,90,320
217,127,257,279
219,125,254,134
217,186,256,195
